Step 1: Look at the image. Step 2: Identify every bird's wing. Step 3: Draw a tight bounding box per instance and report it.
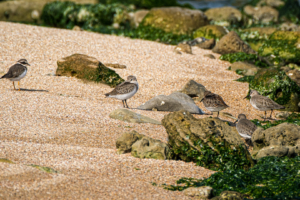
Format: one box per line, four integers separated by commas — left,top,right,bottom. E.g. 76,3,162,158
106,82,136,96
254,95,285,109
239,119,257,136
1,64,26,79
204,94,229,107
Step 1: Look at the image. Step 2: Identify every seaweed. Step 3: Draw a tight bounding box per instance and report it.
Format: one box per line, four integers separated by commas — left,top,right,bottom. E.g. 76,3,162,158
220,52,269,67
252,113,300,129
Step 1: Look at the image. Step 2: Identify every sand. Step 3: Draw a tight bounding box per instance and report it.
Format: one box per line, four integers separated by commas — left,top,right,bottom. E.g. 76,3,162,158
0,22,269,199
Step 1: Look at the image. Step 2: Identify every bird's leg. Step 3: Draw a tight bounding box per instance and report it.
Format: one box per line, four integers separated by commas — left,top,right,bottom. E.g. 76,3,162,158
264,111,266,121
217,111,219,118
122,100,125,108
18,81,20,91
13,82,16,90
269,109,273,119
125,100,129,108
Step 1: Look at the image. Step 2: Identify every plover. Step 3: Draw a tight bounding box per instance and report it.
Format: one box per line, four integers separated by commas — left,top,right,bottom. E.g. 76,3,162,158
246,90,285,121
234,114,257,146
201,91,229,117
105,75,138,108
0,59,30,91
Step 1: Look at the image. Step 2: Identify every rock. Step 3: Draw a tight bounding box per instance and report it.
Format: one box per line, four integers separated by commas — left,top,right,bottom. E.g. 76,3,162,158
141,7,209,35
109,109,161,125
183,37,208,46
137,92,205,114
196,39,215,49
104,63,126,69
212,31,256,55
116,130,144,154
193,25,228,40
275,111,290,118
131,135,173,160
252,123,300,159
280,22,300,32
174,43,192,54
211,191,245,200
56,54,124,87
162,111,255,170
134,10,149,27
204,7,242,25
178,80,207,100
249,68,300,112
230,61,259,76
72,25,82,31
286,69,300,87
203,54,216,59
257,0,285,8
242,27,278,38
244,5,279,24
183,186,213,199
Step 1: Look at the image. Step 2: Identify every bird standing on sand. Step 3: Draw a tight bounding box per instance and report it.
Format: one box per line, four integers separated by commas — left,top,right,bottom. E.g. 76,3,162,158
201,91,229,118
246,90,285,121
234,114,257,146
0,59,30,91
105,75,138,108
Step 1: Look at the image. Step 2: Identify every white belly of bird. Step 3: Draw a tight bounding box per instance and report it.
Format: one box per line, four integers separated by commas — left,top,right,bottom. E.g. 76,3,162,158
109,86,138,100
9,69,27,81
205,106,226,112
238,132,252,139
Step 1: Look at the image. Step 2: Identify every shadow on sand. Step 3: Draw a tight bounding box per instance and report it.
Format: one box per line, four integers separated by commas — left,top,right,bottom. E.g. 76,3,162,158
14,88,49,92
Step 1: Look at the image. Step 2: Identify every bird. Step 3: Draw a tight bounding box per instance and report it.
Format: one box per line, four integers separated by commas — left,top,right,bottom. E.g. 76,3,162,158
1,59,30,91
105,75,138,108
234,114,257,146
246,90,285,121
201,91,229,118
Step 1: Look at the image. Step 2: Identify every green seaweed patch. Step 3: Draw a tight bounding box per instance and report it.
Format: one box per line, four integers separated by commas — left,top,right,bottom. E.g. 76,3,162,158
252,113,300,129
171,137,253,171
0,158,15,164
235,75,254,83
220,52,269,68
30,164,59,173
163,156,300,199
96,62,124,87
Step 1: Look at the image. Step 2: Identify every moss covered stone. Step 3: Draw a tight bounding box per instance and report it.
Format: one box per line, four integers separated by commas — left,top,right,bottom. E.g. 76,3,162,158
141,7,208,35
249,68,300,111
162,110,255,171
56,54,124,87
193,25,227,40
204,7,242,26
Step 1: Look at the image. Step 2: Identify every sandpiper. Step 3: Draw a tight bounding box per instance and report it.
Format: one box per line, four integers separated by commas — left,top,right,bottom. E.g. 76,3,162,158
201,91,229,117
234,114,257,146
0,59,30,91
105,75,138,108
246,90,285,121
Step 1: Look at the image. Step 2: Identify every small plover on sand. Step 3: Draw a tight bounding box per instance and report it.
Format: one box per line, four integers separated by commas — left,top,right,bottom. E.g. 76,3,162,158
1,59,30,91
246,90,285,121
234,114,257,146
105,75,138,108
201,91,229,117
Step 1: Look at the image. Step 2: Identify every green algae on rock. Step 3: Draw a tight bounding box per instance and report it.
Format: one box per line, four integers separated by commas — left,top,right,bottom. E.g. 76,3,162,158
98,0,180,9
56,54,124,87
193,25,228,40
30,164,59,173
0,158,15,164
162,111,255,171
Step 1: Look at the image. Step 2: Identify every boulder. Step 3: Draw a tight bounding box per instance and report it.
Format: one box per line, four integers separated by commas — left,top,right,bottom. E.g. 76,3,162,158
252,123,300,159
131,135,173,160
178,80,207,100
56,54,124,87
137,92,205,114
275,111,290,119
286,69,300,87
230,61,259,76
109,109,161,125
104,63,126,69
116,130,144,154
174,43,192,54
211,191,245,200
257,0,285,8
196,39,215,49
134,10,149,27
212,31,256,55
204,7,242,25
141,7,209,35
280,22,300,32
183,37,208,46
193,25,228,40
204,54,216,59
162,111,255,170
183,186,213,199
244,5,279,24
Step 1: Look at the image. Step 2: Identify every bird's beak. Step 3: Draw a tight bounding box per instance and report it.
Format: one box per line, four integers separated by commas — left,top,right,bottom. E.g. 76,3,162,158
27,63,31,66
234,120,238,124
244,95,249,99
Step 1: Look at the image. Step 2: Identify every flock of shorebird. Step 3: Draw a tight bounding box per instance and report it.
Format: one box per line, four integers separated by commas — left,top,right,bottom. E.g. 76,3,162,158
1,59,285,146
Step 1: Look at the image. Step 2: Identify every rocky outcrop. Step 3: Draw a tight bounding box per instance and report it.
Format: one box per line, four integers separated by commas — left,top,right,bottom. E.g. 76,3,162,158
244,5,279,24
196,39,215,49
252,123,300,159
138,92,205,114
212,31,256,55
193,25,228,40
162,111,255,170
204,7,242,26
178,80,207,100
134,10,149,27
183,186,213,199
56,54,124,87
174,43,192,54
257,0,285,8
211,191,245,200
109,109,161,125
116,130,144,154
141,7,208,35
230,61,259,76
286,69,300,87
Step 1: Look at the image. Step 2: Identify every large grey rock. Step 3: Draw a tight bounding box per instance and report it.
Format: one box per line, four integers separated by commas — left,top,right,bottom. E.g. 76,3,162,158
252,123,300,159
183,186,213,199
244,5,279,24
109,109,161,125
178,80,207,100
116,130,144,154
138,92,205,114
204,7,242,25
230,61,259,76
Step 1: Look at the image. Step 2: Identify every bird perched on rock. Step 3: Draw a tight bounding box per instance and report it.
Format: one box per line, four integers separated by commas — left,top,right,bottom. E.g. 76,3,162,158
201,91,229,117
246,90,285,121
1,59,30,91
234,114,257,146
105,75,138,108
